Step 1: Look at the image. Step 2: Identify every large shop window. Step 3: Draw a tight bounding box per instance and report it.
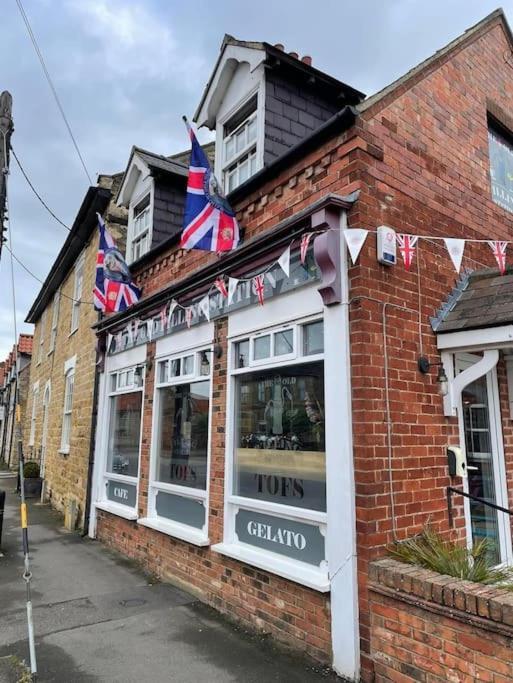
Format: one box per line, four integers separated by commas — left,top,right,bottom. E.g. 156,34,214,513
141,347,212,544
214,318,329,591
100,366,143,516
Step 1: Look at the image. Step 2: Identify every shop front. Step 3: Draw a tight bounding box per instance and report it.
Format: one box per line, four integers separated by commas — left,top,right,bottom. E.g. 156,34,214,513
88,198,360,679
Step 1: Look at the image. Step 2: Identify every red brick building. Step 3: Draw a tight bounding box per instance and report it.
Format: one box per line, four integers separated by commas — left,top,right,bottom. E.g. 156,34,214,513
88,11,513,679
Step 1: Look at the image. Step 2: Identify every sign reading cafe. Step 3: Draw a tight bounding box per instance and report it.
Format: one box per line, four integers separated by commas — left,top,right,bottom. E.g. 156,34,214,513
108,250,318,354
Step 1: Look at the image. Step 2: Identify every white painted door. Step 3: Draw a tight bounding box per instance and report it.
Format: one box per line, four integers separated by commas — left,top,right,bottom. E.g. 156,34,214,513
456,355,512,564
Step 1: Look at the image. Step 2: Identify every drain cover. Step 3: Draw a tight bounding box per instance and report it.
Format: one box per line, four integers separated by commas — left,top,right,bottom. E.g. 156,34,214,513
119,598,147,608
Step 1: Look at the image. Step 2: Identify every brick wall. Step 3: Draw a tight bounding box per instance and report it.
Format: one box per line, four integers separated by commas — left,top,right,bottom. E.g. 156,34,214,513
96,316,332,663
370,558,513,682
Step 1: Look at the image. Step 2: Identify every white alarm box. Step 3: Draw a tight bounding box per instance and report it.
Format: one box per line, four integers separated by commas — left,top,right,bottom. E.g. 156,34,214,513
377,225,397,265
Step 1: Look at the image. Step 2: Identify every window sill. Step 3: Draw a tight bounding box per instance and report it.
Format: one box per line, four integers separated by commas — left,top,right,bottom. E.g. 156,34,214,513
212,542,330,592
138,517,209,547
95,500,138,521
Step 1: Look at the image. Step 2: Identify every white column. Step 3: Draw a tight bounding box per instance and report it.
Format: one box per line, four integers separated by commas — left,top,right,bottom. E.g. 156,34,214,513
323,210,359,679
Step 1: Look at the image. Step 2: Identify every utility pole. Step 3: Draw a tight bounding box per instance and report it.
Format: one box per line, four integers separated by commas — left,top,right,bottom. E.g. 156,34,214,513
0,91,14,261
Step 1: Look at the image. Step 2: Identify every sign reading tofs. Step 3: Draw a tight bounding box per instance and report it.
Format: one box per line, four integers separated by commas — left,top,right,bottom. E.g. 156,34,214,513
106,479,137,508
235,509,325,566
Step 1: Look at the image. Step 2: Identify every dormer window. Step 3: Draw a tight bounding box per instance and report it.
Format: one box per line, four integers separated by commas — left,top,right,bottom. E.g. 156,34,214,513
222,95,259,192
128,194,152,262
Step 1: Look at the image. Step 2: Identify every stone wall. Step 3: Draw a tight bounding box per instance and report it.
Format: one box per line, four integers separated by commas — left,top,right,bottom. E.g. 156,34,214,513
370,558,513,682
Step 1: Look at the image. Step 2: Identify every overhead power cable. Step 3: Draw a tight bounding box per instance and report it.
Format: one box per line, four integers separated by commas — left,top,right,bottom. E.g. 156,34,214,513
15,0,93,185
3,242,94,306
11,147,71,232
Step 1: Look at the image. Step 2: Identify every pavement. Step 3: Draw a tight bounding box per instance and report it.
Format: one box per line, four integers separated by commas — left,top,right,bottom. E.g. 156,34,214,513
0,473,342,682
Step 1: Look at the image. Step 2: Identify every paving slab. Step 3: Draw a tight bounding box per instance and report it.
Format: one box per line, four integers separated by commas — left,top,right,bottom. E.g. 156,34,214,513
0,476,342,682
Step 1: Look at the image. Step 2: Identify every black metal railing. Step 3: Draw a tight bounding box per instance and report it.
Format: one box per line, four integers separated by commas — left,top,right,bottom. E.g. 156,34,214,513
446,486,513,527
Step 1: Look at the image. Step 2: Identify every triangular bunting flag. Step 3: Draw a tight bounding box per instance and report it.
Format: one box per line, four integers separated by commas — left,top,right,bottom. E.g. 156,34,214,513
396,234,419,271
277,246,291,277
227,277,238,306
160,305,167,332
488,240,508,275
133,319,140,342
185,307,193,328
167,301,178,329
343,229,368,265
126,323,133,346
300,233,313,265
214,277,228,298
198,295,211,322
253,274,266,306
107,333,113,353
444,238,465,273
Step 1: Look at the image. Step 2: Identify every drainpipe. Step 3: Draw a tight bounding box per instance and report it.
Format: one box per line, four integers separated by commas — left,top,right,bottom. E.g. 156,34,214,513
82,328,103,536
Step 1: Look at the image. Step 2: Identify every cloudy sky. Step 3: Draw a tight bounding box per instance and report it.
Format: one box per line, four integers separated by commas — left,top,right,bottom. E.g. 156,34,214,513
0,0,509,358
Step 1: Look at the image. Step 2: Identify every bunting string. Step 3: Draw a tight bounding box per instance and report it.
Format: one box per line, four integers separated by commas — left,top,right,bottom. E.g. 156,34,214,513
107,224,513,351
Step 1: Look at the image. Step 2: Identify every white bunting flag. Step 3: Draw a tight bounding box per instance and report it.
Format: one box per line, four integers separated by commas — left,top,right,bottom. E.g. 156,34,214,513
167,301,178,329
277,246,291,277
126,323,133,346
343,229,369,265
107,333,113,353
443,238,465,273
133,319,140,342
227,277,238,306
185,307,193,329
198,295,211,322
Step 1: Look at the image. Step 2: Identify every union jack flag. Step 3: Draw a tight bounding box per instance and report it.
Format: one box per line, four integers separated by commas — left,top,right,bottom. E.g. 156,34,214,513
396,233,419,271
488,240,508,275
93,214,141,313
214,277,228,298
181,118,240,252
300,233,313,265
253,274,266,306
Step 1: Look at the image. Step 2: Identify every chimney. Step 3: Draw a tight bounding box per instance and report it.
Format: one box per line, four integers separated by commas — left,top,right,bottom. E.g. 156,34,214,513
301,55,312,66
288,51,299,59
274,43,284,51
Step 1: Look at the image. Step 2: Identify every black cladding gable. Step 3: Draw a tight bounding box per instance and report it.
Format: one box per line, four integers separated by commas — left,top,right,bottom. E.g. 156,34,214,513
264,70,340,165
151,175,186,250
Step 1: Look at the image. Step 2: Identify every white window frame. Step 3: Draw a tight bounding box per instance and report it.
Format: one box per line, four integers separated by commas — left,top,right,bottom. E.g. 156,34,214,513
127,184,154,264
213,315,329,591
141,345,213,546
71,254,85,333
217,85,265,193
60,356,76,454
37,311,46,365
29,381,40,446
49,290,60,354
97,363,144,518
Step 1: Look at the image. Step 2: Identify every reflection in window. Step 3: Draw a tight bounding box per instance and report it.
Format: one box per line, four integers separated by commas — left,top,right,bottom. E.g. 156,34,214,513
234,361,326,511
107,392,142,477
156,381,210,489
488,120,513,214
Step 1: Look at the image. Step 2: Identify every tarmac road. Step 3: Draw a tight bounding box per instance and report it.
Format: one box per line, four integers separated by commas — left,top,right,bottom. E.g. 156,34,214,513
0,474,343,682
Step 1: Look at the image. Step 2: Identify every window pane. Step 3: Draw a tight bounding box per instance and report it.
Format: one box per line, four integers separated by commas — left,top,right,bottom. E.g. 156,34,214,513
106,392,142,477
156,381,210,490
248,117,257,143
274,330,294,356
235,340,249,368
158,361,168,384
225,137,235,161
234,361,326,511
170,359,181,377
236,128,246,153
250,154,257,174
303,321,324,356
253,335,270,360
239,157,249,184
183,355,194,375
